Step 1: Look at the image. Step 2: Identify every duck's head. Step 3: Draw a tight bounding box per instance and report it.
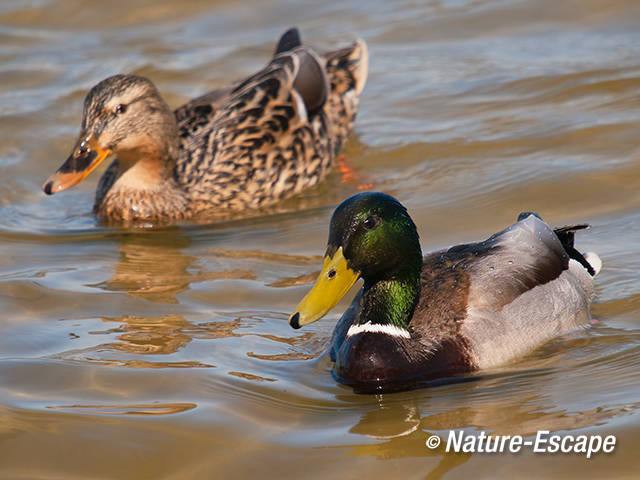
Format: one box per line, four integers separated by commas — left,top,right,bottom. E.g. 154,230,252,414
43,74,177,195
289,192,422,329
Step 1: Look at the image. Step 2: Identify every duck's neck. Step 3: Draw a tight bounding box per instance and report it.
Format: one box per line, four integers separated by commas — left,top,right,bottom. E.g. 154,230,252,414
114,137,180,191
360,266,421,330
95,136,190,223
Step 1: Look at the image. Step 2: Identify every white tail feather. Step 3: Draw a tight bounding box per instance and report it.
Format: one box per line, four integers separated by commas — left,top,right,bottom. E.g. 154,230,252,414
584,252,602,276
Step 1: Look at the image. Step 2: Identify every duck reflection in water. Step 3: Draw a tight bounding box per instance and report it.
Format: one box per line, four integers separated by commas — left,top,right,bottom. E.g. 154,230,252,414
92,229,255,304
71,230,322,371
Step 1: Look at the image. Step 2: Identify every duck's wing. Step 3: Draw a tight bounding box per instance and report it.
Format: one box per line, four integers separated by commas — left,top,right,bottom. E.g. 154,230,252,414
173,27,311,139
229,27,329,117
177,47,326,153
174,85,236,140
274,26,303,55
174,30,333,207
322,38,368,154
412,213,599,367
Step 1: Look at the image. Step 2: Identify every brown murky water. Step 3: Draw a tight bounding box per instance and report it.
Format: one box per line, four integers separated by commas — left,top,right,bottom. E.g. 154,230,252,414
1,0,639,478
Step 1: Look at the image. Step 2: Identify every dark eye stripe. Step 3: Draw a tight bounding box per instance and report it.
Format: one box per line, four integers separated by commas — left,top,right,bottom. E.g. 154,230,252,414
110,94,153,116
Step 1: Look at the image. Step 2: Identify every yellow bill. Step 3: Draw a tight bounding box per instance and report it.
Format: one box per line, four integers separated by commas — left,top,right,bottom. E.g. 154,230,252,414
289,246,360,329
42,133,112,195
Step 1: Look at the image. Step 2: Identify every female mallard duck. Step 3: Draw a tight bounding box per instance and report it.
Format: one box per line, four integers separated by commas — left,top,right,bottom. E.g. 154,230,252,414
289,192,601,393
42,28,368,224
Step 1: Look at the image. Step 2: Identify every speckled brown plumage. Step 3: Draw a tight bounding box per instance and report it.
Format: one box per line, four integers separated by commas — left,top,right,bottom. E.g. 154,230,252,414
44,28,368,225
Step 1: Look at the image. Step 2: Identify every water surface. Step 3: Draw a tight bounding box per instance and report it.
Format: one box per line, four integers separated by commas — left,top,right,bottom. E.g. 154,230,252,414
1,0,639,478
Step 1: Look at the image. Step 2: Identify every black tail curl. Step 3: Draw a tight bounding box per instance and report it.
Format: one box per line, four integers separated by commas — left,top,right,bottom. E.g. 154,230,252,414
518,212,596,276
553,224,595,276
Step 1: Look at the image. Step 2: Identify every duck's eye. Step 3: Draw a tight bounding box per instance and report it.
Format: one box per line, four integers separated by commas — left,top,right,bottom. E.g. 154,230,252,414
114,104,127,115
327,269,336,279
362,215,379,230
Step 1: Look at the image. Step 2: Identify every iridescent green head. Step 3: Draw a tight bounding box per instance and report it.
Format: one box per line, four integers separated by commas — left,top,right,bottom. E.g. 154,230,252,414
289,192,423,329
328,192,421,283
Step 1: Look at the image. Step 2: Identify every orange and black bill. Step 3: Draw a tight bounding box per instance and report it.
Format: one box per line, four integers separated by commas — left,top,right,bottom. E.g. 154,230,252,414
42,133,112,195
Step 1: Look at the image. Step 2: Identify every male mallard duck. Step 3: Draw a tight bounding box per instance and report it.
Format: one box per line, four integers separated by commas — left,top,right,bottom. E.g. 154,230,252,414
42,28,368,224
289,192,601,393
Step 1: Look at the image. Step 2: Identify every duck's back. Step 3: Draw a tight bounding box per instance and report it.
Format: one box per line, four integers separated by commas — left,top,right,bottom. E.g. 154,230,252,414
413,214,599,369
171,29,368,214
